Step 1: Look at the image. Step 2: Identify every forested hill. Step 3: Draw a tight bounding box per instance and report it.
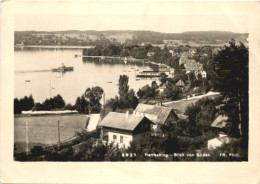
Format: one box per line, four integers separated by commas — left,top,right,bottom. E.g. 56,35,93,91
14,30,248,46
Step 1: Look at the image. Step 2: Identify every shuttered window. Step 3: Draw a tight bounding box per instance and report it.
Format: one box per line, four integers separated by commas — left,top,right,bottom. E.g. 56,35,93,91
113,135,117,140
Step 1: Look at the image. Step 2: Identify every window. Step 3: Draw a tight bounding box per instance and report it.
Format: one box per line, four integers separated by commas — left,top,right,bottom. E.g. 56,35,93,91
103,135,108,141
145,123,148,129
103,132,108,141
120,136,123,143
113,135,117,140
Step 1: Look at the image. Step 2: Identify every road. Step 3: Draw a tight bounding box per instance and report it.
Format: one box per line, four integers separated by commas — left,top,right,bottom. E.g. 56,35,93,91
164,91,220,114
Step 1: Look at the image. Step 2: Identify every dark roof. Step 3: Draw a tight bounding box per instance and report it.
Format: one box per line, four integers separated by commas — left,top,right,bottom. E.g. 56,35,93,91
99,112,152,131
211,115,228,128
134,104,177,125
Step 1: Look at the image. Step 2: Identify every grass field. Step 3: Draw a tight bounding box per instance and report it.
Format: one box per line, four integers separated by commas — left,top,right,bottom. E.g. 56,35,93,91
14,114,89,151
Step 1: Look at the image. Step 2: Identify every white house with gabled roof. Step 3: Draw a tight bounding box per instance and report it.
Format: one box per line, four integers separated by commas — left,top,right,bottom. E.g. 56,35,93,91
99,112,154,148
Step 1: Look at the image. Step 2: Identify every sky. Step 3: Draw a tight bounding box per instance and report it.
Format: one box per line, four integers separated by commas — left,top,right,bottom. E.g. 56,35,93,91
14,2,254,33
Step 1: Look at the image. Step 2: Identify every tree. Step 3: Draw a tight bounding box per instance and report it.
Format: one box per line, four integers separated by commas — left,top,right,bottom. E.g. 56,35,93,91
52,94,65,109
151,81,159,90
64,103,74,110
14,98,21,114
127,89,139,109
162,136,179,154
163,83,182,100
32,103,45,111
101,75,138,118
40,94,66,110
213,40,248,138
75,96,89,114
100,96,120,120
188,71,196,82
19,95,34,111
160,73,168,85
14,95,35,114
137,83,158,100
184,103,201,123
118,75,129,101
84,86,104,113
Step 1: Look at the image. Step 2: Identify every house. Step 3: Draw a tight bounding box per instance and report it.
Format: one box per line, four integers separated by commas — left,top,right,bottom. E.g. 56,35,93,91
163,39,183,46
184,60,203,73
211,115,229,133
175,79,185,88
211,115,228,129
179,57,190,66
99,112,154,148
158,67,170,75
134,104,179,136
189,48,197,55
195,70,207,79
169,50,175,56
147,52,155,57
151,44,166,50
208,134,233,150
176,114,188,120
158,84,167,94
167,68,175,78
158,64,174,77
201,71,207,78
136,70,161,78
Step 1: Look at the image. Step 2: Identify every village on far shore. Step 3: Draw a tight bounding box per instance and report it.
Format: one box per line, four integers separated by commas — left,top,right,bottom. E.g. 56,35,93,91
14,31,248,161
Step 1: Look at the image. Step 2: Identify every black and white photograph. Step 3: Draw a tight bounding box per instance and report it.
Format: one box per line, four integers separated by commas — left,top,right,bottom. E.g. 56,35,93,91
13,5,249,162
1,1,260,183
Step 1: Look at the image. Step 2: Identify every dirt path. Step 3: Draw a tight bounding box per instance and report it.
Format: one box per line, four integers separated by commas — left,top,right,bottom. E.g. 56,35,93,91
164,91,220,114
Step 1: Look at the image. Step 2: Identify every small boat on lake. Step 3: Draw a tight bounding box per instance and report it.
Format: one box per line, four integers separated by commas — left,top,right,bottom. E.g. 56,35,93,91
52,63,74,72
74,54,82,58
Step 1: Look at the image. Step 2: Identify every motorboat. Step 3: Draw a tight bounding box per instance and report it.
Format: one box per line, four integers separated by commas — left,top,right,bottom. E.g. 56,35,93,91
52,63,74,72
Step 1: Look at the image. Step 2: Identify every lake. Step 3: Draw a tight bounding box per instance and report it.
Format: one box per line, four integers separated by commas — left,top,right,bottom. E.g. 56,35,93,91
15,48,156,104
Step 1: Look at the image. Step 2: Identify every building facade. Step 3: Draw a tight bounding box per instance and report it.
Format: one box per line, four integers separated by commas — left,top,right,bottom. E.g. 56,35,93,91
99,112,154,148
134,104,179,137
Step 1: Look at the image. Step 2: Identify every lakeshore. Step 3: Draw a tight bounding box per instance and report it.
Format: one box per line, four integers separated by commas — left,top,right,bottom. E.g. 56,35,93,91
14,48,154,104
15,45,95,49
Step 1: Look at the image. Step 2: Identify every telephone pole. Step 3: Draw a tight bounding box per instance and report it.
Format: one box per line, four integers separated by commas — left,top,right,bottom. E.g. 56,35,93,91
58,120,60,144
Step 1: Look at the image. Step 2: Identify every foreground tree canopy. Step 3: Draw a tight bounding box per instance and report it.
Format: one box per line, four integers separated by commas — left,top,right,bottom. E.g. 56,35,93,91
213,40,248,139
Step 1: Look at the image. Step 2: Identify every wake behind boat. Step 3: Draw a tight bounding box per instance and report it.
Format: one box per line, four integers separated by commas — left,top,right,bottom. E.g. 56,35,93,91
52,63,74,72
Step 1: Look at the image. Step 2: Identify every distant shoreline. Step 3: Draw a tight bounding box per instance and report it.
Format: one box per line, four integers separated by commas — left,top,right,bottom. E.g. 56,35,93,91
15,45,95,49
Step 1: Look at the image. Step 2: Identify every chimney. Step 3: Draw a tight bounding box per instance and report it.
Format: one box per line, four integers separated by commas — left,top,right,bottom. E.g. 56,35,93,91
219,132,227,137
126,111,129,117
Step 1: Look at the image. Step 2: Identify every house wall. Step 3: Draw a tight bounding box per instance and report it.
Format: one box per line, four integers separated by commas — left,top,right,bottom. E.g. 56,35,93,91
208,139,222,150
101,118,153,149
151,110,178,137
133,119,152,147
164,110,179,125
107,131,133,148
102,128,133,148
133,131,151,148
